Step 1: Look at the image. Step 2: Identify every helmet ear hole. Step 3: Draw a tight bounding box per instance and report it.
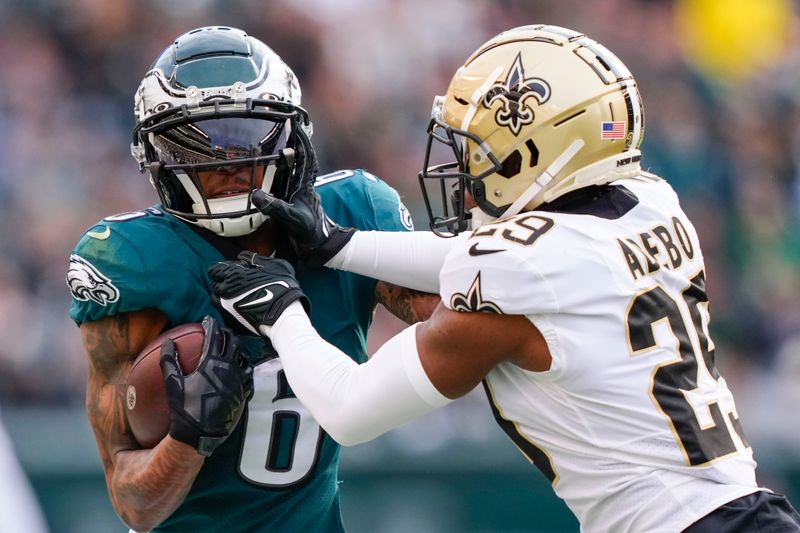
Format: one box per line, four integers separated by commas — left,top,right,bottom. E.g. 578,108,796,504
498,150,522,178
470,181,486,202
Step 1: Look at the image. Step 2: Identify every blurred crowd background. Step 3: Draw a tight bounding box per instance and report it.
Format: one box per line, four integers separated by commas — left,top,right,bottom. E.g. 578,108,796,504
0,0,799,531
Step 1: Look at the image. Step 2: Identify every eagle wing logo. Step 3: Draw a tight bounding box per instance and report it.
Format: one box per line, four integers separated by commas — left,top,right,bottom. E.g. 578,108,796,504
483,53,551,136
449,272,502,314
67,254,120,306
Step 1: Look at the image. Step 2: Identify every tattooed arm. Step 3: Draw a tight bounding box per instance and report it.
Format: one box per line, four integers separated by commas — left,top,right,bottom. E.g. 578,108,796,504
82,309,204,532
374,281,440,324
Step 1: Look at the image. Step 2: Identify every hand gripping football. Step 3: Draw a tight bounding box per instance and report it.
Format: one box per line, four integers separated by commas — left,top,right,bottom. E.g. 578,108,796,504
125,323,205,448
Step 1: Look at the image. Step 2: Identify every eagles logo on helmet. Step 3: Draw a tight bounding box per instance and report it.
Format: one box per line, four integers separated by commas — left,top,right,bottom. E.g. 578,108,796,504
419,24,644,236
130,26,315,237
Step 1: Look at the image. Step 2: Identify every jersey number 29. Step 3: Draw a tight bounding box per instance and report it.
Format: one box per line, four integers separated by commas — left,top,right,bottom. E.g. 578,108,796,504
626,271,749,466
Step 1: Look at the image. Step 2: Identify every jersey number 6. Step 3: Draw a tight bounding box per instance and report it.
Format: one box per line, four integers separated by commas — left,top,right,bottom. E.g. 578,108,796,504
238,361,323,487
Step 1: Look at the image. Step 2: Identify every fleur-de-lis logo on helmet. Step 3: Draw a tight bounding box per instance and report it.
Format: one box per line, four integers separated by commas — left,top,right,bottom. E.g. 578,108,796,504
483,53,551,136
449,272,502,314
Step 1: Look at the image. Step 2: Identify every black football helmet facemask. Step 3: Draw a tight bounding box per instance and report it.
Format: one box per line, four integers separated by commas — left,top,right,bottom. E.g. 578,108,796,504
131,26,315,237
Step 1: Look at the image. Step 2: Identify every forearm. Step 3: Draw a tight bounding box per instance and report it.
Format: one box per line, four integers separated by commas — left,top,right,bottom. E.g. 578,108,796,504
81,310,201,532
86,382,195,531
266,302,451,445
375,282,441,324
106,437,203,531
327,231,467,293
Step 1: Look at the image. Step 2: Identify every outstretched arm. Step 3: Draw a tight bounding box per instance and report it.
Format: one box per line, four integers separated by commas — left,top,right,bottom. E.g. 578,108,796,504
82,310,204,531
328,231,467,293
267,301,547,444
210,255,548,446
252,182,465,293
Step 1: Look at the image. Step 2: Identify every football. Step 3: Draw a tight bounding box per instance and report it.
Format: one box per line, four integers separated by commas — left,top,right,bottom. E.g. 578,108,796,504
125,322,205,448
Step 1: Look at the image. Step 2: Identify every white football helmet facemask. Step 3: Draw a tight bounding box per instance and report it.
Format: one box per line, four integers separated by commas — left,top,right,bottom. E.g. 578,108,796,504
131,26,314,237
419,25,645,235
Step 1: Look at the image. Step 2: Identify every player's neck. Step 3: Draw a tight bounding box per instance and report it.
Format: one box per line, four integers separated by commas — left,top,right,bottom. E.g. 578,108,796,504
229,222,277,256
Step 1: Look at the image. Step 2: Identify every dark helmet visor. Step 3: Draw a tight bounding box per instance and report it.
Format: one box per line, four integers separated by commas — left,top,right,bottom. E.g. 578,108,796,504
151,117,289,165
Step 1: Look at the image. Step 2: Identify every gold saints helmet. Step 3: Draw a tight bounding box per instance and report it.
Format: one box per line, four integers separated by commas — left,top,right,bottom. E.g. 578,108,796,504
420,25,645,235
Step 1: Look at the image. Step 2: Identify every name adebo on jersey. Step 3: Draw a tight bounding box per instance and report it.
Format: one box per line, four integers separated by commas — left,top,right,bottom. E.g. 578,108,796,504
617,214,697,282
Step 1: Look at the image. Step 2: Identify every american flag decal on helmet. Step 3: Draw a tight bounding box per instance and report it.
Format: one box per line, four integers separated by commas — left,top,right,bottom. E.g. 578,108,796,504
601,121,626,139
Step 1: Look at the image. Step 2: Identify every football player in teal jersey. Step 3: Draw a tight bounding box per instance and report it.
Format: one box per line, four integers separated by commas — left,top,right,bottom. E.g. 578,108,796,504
66,27,437,533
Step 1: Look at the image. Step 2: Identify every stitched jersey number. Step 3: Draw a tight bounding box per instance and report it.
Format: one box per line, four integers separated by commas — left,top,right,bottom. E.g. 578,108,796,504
473,214,554,245
238,362,323,487
626,271,749,466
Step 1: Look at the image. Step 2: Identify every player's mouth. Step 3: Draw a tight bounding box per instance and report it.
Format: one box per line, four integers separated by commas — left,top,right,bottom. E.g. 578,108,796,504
216,186,250,195
207,186,251,199
198,165,266,199
203,175,252,197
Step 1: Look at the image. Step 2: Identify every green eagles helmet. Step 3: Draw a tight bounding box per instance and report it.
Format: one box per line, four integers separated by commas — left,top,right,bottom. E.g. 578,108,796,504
131,26,315,237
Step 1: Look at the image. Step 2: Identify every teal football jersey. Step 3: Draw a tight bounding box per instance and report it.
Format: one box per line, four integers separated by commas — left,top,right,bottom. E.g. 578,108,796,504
67,170,414,532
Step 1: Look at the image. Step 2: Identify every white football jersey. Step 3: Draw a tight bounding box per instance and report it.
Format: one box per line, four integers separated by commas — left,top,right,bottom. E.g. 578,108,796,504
439,173,759,532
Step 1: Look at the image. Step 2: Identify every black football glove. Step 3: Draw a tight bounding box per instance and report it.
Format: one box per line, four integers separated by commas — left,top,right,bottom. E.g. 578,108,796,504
208,252,311,336
159,316,254,457
250,132,354,268
252,187,355,268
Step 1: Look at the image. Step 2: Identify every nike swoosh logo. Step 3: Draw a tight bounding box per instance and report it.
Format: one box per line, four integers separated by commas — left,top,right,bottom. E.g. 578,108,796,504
87,227,111,240
468,243,504,256
237,281,290,308
240,289,274,308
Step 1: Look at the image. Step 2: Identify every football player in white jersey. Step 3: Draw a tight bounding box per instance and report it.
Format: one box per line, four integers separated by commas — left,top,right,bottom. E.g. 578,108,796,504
209,25,800,532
